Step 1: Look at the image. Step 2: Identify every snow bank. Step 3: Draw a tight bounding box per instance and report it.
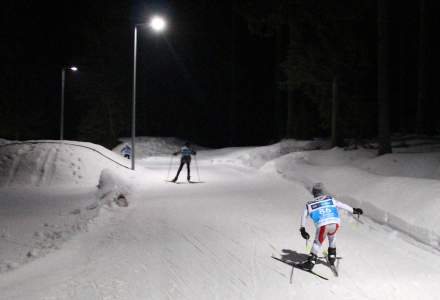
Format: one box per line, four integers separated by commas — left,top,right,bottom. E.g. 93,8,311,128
0,140,130,187
0,140,136,273
97,168,134,207
262,149,440,250
208,139,329,168
359,152,440,179
114,136,200,157
0,138,12,145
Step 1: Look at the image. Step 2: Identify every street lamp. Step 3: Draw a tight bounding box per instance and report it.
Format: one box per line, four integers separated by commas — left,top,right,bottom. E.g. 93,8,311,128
131,15,167,170
60,66,78,140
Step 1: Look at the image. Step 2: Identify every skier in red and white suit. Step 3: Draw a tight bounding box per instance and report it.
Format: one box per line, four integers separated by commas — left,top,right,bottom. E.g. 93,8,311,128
299,183,363,270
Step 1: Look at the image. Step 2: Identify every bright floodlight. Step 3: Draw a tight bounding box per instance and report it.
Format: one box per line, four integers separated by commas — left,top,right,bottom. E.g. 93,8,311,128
149,16,166,32
69,66,78,71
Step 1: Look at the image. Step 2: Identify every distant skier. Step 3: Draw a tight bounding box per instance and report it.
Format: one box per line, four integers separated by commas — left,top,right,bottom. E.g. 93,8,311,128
121,144,132,159
171,142,197,182
299,183,363,271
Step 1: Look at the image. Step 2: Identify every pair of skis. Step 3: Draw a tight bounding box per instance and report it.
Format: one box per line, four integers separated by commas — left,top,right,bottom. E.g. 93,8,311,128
165,180,204,184
272,255,341,281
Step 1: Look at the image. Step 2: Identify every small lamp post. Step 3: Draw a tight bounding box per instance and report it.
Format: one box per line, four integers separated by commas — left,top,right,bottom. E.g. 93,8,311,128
60,66,78,140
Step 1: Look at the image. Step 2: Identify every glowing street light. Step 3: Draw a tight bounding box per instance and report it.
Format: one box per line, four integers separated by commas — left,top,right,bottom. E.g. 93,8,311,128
60,66,78,140
149,15,167,32
131,16,167,170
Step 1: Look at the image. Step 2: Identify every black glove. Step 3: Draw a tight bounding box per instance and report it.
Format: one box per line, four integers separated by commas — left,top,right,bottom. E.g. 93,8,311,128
300,227,310,240
353,208,363,215
173,152,178,156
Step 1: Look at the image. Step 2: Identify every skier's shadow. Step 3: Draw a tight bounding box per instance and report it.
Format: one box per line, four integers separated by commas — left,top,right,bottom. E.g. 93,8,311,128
280,249,308,263
280,249,330,267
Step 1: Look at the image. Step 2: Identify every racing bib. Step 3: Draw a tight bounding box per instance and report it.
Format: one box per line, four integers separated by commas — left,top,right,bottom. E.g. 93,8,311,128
307,196,340,227
181,147,192,157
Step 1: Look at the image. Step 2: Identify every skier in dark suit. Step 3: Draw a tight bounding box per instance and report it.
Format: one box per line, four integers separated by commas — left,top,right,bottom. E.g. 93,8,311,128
171,142,197,182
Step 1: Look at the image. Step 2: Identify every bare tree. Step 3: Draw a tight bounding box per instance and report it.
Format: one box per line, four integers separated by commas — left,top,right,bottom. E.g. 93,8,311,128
416,0,427,134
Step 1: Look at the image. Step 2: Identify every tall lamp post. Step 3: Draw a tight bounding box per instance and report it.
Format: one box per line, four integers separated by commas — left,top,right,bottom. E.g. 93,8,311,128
60,66,78,140
131,15,167,170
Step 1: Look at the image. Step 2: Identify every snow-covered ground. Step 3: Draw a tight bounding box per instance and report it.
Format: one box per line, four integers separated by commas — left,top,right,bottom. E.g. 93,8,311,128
0,137,440,299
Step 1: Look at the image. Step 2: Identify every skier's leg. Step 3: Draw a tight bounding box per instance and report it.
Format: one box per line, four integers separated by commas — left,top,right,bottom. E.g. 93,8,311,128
302,225,326,270
186,158,191,181
173,160,184,182
311,225,327,256
326,223,339,265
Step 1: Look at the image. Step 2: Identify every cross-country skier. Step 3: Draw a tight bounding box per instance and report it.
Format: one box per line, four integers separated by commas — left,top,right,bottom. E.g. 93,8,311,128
171,142,197,182
121,144,132,159
299,183,363,271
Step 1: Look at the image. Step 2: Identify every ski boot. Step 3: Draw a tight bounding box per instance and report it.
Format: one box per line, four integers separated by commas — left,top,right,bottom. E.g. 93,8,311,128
187,176,191,182
328,247,336,265
300,253,317,271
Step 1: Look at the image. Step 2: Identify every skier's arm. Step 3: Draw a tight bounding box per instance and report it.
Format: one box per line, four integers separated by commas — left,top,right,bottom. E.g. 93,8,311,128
173,149,181,156
299,207,310,240
335,200,363,215
300,207,308,228
335,200,354,213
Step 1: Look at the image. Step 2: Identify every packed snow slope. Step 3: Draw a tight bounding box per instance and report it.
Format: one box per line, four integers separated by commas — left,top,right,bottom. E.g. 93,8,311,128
0,140,135,272
0,138,440,299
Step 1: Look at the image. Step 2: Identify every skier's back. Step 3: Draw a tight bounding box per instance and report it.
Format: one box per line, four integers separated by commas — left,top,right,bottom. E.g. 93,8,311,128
171,142,196,182
121,144,132,159
299,183,363,270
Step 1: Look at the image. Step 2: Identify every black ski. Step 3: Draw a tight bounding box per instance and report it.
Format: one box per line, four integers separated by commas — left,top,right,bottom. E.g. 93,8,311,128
271,256,328,281
323,256,339,277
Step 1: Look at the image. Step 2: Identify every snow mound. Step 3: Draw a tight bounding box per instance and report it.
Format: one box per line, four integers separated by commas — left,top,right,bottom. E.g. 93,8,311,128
114,137,200,158
97,168,133,207
0,141,130,187
359,152,440,179
0,138,12,145
208,139,328,169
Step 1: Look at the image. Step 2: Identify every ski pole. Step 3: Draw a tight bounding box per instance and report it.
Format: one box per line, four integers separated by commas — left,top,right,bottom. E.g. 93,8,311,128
167,154,173,180
194,155,200,182
289,266,294,284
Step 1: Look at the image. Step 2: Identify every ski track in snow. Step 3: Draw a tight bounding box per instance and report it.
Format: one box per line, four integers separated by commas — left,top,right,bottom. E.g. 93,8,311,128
1,158,440,299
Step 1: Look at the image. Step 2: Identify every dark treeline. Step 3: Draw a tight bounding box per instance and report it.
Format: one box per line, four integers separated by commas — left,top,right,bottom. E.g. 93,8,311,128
1,0,439,152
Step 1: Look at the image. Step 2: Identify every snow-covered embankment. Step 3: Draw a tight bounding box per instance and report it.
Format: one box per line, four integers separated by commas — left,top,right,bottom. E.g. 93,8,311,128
0,140,135,272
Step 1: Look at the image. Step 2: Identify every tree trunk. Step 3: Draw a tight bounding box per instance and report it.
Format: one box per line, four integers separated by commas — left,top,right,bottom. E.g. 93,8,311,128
331,76,343,147
399,21,407,135
286,1,296,139
377,0,392,155
416,0,427,134
229,0,237,146
274,24,285,140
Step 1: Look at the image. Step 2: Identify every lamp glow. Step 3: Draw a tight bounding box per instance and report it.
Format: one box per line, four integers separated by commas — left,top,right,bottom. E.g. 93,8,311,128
70,66,78,71
149,16,166,32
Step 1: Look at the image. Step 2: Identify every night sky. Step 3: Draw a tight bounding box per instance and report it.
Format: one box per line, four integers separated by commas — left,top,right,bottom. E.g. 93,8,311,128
2,1,440,149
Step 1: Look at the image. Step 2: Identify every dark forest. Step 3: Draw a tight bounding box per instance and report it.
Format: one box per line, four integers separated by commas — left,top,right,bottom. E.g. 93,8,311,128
1,0,439,152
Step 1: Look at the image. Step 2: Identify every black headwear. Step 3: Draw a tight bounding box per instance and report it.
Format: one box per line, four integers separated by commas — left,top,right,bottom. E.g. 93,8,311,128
312,183,325,197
